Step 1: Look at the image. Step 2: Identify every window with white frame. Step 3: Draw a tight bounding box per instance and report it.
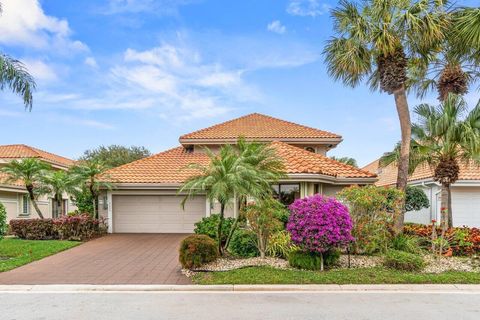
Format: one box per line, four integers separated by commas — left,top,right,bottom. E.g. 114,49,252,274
22,195,30,215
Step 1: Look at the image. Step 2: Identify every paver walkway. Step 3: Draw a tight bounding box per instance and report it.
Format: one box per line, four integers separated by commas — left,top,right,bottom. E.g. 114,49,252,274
0,234,190,284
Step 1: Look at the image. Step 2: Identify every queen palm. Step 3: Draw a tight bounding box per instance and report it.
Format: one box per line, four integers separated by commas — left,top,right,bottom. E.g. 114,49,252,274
324,0,448,233
179,141,285,255
1,158,51,219
382,94,480,230
41,170,79,217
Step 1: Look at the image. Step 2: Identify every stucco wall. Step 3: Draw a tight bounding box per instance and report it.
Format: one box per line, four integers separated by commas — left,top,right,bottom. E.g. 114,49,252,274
0,190,51,221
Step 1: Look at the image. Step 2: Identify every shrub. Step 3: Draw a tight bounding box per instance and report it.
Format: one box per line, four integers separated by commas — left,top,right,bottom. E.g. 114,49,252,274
288,250,340,270
338,185,404,254
179,234,219,269
287,195,354,254
0,202,7,240
228,228,259,258
390,234,422,254
9,219,56,240
405,186,430,212
194,214,235,244
52,214,107,240
266,230,298,259
273,206,290,228
383,250,425,271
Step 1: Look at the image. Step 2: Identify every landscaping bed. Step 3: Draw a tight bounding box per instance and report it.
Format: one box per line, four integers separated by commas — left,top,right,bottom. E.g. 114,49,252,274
0,238,80,272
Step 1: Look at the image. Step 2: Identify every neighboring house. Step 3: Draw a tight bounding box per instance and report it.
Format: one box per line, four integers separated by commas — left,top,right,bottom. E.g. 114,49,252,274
0,144,76,222
100,113,377,233
363,159,480,227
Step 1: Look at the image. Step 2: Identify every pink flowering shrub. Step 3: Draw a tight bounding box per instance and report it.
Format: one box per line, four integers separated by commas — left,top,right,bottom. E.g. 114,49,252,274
287,194,354,253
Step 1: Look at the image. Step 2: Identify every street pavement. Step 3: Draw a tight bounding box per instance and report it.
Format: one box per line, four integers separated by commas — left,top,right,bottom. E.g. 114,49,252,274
1,290,480,320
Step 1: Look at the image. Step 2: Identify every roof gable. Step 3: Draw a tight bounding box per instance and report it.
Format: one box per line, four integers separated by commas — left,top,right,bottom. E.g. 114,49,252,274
0,144,75,167
179,113,342,144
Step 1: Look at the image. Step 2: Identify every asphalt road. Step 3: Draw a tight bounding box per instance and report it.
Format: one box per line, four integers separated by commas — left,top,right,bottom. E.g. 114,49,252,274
1,291,480,320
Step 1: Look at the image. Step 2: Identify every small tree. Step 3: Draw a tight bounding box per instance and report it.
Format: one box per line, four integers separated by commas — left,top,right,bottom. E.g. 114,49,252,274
405,186,430,212
243,199,283,259
41,170,78,217
1,158,51,219
0,202,7,240
287,194,354,270
79,145,151,168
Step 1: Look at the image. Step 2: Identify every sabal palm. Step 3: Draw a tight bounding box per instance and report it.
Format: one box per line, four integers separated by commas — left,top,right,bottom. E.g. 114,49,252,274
41,171,79,217
70,161,112,218
179,142,285,254
324,0,448,233
1,158,51,219
409,7,480,101
382,94,480,229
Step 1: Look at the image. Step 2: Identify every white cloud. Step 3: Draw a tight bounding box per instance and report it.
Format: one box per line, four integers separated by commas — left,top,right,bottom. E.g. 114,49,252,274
267,20,286,34
84,57,98,68
102,0,195,15
22,59,58,82
0,0,88,53
267,20,287,34
287,0,330,17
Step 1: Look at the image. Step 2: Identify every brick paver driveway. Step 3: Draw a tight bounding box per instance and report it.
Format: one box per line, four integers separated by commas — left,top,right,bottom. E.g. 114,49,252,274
0,234,190,285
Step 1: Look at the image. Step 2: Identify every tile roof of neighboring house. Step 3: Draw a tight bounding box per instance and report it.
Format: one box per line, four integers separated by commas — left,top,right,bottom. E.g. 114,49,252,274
105,142,376,184
0,172,23,187
179,113,342,142
363,159,480,186
0,144,75,167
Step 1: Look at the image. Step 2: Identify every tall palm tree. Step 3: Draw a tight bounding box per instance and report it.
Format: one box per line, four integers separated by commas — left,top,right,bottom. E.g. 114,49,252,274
409,7,480,102
1,158,51,219
41,170,79,217
0,5,36,110
323,0,448,233
70,161,112,218
382,94,480,230
179,141,285,255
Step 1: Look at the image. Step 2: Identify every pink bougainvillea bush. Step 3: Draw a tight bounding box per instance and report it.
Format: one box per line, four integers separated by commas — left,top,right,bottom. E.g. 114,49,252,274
287,194,354,253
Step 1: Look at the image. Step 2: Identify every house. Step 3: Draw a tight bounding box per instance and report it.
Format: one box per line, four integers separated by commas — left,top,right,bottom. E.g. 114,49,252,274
0,144,76,221
100,113,377,233
363,159,480,227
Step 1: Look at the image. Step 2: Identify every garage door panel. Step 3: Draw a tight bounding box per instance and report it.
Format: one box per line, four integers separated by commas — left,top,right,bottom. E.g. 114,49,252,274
451,187,480,227
112,195,206,233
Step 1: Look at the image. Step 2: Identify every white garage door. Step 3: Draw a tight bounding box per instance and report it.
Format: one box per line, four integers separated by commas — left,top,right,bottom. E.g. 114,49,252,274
112,195,206,233
451,187,480,227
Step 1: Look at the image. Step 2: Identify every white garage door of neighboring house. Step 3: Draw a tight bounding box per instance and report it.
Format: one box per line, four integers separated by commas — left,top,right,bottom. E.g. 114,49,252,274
451,187,480,227
112,195,206,233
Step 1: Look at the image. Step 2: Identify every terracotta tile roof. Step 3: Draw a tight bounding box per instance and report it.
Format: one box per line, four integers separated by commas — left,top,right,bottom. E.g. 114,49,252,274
105,142,376,184
0,172,23,187
0,144,74,167
179,113,341,142
363,159,480,186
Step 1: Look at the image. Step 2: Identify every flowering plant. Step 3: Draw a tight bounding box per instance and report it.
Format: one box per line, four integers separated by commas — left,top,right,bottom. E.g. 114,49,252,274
287,194,354,253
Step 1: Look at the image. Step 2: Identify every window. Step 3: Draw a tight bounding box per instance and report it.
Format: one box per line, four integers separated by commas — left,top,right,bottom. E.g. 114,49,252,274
22,195,30,215
272,183,300,206
305,147,315,153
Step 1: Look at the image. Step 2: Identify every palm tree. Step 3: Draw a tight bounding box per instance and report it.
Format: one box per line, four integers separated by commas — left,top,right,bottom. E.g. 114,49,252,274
41,170,79,217
330,156,358,167
179,141,285,255
0,5,36,110
1,158,51,219
70,161,112,218
382,94,480,231
409,7,480,102
323,0,448,233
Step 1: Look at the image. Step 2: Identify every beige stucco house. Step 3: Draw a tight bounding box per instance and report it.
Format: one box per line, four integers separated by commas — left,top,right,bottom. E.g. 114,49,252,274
100,113,377,233
0,144,76,222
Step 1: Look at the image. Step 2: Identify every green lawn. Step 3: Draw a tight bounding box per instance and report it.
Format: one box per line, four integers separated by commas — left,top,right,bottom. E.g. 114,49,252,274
0,238,81,272
193,266,480,284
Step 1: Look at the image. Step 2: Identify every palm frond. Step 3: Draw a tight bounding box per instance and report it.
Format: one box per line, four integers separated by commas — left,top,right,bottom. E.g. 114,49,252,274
0,54,36,110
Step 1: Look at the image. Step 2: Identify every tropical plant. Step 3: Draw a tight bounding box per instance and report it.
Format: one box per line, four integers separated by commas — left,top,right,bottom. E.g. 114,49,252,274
0,202,7,240
79,145,151,168
194,214,236,245
287,194,354,270
179,140,285,255
382,95,480,230
41,170,79,217
179,234,219,269
228,228,259,258
330,156,358,167
390,233,422,254
383,249,425,271
405,186,430,212
324,0,448,234
70,186,94,215
70,160,112,219
1,158,51,219
288,250,340,271
266,230,298,259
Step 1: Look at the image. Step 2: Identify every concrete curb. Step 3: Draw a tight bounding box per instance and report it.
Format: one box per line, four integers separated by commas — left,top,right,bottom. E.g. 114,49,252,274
1,284,480,292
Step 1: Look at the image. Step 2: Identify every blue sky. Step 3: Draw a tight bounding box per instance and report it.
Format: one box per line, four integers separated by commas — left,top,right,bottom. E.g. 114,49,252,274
0,0,478,166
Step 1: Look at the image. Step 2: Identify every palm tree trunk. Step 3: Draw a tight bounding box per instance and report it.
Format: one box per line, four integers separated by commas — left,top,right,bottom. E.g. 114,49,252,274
392,87,411,235
218,202,225,256
440,184,449,234
57,193,64,217
89,182,97,219
447,187,453,228
26,185,44,219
